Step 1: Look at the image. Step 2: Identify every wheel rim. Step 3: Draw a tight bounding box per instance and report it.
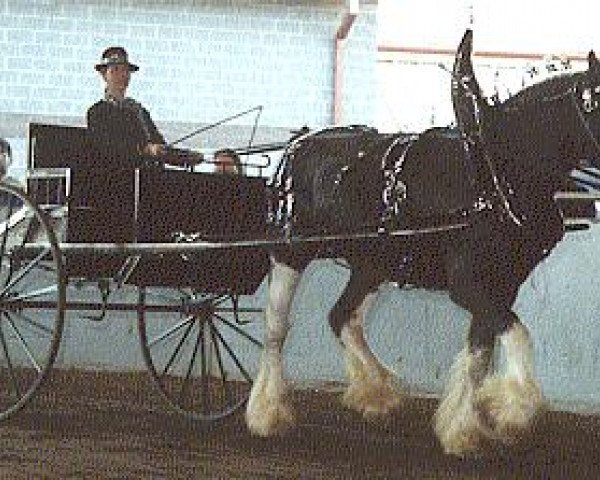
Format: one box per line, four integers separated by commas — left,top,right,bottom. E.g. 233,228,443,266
138,286,263,421
0,182,65,420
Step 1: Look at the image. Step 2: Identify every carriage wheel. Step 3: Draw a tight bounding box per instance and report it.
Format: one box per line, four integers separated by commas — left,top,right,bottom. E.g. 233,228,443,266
138,286,263,422
0,182,65,420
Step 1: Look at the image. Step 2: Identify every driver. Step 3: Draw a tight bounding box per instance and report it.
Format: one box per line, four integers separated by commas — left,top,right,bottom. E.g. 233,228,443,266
87,46,195,166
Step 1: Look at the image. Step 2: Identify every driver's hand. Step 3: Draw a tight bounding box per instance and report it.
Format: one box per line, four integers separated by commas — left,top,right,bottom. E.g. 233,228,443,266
143,143,166,157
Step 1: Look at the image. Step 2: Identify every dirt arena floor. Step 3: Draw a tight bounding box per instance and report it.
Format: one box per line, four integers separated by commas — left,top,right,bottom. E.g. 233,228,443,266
0,370,599,479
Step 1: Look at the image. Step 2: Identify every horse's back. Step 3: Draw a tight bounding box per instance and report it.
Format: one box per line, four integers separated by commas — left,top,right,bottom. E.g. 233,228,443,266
397,127,474,223
273,126,475,236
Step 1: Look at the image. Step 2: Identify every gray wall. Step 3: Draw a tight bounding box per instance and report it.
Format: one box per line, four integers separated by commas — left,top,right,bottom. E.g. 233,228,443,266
1,0,377,176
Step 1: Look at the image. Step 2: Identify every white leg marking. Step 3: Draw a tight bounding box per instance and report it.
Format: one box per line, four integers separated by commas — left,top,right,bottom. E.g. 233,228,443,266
434,347,491,456
246,260,300,436
476,322,543,443
435,323,543,456
340,291,403,419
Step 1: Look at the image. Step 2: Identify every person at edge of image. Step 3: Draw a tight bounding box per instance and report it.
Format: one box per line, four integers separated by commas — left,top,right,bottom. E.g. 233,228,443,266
213,148,243,175
87,46,199,167
0,138,11,178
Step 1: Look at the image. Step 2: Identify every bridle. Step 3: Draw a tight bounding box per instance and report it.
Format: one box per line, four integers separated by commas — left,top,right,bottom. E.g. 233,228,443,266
571,83,600,160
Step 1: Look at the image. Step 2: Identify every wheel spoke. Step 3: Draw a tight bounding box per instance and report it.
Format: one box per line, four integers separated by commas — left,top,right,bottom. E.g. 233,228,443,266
213,306,263,314
7,284,58,302
4,313,41,373
178,320,203,408
208,293,232,307
0,199,16,273
213,313,262,347
18,212,37,248
0,247,53,298
159,319,195,379
6,310,54,338
0,318,22,401
199,321,209,414
210,323,253,383
146,316,194,349
208,320,231,405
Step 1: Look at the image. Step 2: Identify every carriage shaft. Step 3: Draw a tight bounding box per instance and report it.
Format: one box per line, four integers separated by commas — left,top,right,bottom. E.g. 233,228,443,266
20,223,470,255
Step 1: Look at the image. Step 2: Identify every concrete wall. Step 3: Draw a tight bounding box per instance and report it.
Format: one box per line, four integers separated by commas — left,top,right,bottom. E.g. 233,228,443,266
0,0,378,177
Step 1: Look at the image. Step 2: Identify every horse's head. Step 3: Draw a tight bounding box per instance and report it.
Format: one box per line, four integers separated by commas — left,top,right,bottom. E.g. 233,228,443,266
452,30,600,174
572,51,600,165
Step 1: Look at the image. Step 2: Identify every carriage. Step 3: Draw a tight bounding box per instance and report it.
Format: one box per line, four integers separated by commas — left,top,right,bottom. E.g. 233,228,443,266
0,121,277,422
2,31,600,458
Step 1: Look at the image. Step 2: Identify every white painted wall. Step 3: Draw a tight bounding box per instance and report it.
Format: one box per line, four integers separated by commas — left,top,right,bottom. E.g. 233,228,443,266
378,0,599,53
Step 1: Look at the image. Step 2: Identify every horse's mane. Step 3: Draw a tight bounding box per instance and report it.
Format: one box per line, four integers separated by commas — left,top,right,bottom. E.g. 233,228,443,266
501,71,586,110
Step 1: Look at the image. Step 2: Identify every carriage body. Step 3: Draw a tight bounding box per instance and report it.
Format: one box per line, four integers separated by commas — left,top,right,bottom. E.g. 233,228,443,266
0,122,274,423
27,122,270,294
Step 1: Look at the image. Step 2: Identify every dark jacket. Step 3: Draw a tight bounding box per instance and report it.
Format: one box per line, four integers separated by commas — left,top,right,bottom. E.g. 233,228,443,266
86,98,165,165
80,97,165,243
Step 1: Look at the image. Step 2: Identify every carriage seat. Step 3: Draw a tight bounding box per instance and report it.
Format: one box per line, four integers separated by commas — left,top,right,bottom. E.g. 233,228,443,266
27,122,87,207
27,122,136,244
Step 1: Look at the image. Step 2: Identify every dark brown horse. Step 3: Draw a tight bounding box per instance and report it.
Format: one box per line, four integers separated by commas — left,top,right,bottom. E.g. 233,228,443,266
246,30,600,456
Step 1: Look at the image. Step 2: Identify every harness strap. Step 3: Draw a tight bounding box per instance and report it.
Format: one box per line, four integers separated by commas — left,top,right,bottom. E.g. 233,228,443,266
380,135,417,226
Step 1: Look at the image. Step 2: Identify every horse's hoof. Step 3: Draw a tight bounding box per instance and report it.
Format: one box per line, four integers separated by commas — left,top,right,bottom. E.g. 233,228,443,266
342,376,403,419
434,396,486,456
475,377,543,443
246,396,296,437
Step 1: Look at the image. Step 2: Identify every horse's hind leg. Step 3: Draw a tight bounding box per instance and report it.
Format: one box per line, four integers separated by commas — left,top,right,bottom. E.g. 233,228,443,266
246,258,300,436
330,272,403,419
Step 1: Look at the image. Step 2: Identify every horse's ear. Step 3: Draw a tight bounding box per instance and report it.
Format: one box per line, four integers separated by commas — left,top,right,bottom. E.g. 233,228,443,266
588,50,600,73
456,29,473,59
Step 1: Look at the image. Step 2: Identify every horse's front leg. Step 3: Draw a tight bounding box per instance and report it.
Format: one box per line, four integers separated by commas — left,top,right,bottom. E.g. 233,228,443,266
330,273,403,419
433,328,493,456
475,316,543,443
434,312,543,455
246,259,300,436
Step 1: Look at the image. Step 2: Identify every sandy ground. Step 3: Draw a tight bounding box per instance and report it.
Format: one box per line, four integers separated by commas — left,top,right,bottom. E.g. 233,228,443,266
0,369,599,479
